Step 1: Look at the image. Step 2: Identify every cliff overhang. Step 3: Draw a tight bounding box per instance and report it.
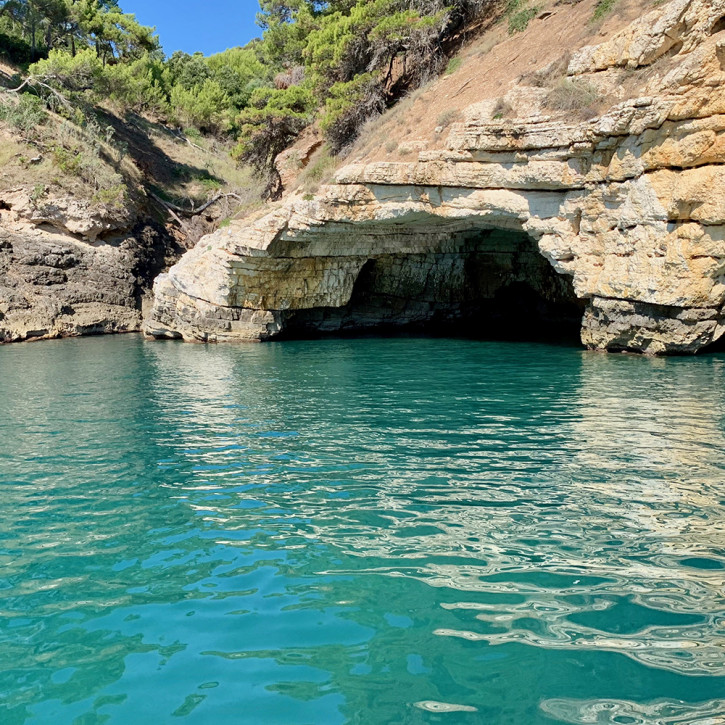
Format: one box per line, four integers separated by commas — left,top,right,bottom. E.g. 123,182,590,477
145,0,725,355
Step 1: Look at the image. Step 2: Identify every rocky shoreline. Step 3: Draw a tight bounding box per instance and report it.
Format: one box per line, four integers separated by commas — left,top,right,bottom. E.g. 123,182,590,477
0,218,180,344
2,0,725,355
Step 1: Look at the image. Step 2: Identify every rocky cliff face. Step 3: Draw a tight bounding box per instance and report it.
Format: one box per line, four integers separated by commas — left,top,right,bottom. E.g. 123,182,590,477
0,199,179,343
0,95,252,344
146,0,725,354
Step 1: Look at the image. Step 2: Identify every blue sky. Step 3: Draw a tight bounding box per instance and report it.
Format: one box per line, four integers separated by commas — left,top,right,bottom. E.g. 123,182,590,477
122,0,262,56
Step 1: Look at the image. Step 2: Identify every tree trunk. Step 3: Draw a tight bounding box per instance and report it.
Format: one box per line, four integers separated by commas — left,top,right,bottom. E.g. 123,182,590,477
30,16,36,60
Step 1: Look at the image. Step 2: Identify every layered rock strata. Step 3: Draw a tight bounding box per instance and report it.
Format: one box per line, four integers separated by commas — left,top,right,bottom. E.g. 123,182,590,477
146,0,725,354
0,220,177,343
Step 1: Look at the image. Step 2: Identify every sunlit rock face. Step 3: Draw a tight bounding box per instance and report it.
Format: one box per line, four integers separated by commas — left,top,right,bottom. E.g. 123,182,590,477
145,0,725,354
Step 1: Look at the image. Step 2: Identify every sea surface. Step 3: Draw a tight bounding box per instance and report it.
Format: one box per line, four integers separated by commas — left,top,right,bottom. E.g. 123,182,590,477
1,334,724,724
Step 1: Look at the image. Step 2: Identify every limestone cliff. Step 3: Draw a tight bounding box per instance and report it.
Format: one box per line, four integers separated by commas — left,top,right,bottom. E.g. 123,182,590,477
0,100,254,343
146,0,725,354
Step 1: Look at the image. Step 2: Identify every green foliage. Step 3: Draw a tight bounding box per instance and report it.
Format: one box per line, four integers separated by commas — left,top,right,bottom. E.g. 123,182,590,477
0,93,47,132
92,183,126,207
105,54,167,114
592,0,617,21
295,0,493,153
3,0,504,200
29,48,106,91
444,56,462,75
0,0,159,65
199,175,223,191
29,183,46,203
169,78,229,133
51,144,82,174
233,84,315,198
207,47,269,108
506,0,540,34
305,0,446,90
166,51,212,91
319,72,385,152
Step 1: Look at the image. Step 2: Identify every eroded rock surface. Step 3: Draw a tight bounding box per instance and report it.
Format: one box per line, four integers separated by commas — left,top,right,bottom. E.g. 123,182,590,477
0,220,178,343
146,0,725,354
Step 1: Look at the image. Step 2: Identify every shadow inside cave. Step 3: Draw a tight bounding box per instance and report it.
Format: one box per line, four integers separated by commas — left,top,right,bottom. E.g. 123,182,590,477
277,228,585,344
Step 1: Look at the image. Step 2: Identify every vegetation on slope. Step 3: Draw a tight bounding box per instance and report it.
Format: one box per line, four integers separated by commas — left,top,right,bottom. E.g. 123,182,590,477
0,0,513,204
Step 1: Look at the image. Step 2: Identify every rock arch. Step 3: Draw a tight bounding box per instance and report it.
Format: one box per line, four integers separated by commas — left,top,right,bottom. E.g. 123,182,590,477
277,227,584,341
145,0,725,355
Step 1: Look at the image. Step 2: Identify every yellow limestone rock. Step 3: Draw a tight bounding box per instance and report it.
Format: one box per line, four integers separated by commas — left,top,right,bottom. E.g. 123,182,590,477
145,0,725,354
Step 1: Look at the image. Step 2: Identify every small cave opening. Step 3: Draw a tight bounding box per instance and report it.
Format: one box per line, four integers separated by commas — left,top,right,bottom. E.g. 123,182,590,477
279,228,585,343
701,331,725,355
711,16,725,35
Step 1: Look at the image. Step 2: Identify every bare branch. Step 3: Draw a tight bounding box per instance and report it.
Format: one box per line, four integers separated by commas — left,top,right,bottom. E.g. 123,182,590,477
148,191,243,218
148,191,189,232
6,76,74,112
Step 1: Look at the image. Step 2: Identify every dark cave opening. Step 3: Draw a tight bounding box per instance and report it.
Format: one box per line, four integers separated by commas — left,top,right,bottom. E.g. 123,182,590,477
278,228,585,343
701,332,725,355
711,15,725,35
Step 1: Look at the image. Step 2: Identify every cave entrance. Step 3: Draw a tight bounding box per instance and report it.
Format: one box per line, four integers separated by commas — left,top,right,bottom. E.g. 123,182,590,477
702,332,725,355
280,228,585,342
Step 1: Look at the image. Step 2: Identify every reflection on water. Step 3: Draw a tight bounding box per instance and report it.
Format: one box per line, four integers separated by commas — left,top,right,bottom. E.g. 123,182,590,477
540,697,725,724
0,335,724,724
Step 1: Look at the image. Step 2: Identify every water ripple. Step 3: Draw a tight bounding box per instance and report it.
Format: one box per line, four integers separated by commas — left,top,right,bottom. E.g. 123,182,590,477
0,337,724,723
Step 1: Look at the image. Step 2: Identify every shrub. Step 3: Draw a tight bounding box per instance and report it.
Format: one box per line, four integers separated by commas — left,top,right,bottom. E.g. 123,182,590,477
319,73,386,153
166,51,212,91
543,78,600,115
0,94,47,133
106,55,168,115
199,176,223,191
233,85,315,198
51,145,83,175
92,184,127,208
437,109,462,128
492,97,514,119
30,184,47,205
593,0,618,21
506,0,540,34
444,57,462,75
29,49,106,93
169,79,230,133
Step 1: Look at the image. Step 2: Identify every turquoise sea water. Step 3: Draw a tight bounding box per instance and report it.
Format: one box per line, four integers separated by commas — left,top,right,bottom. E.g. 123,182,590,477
1,335,725,724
